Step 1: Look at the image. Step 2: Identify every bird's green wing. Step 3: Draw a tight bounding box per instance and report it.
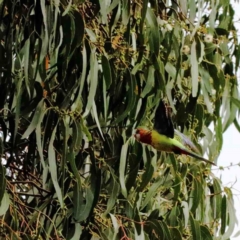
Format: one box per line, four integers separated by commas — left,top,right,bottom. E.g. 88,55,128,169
173,130,215,165
154,99,174,138
174,129,200,154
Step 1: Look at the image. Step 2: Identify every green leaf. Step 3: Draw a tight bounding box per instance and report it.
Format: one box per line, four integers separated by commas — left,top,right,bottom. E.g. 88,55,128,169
79,45,87,96
0,137,3,158
23,38,31,96
108,0,120,13
141,66,155,98
213,52,222,69
75,179,96,222
172,174,181,201
68,151,82,187
234,118,240,132
122,0,130,25
73,181,83,221
104,169,120,215
22,99,45,139
119,143,128,198
189,0,196,23
85,28,97,42
134,209,143,236
99,0,108,24
71,119,83,153
181,201,189,228
220,195,227,235
140,0,149,32
0,193,10,216
215,117,223,153
170,228,182,240
222,187,237,239
138,161,154,192
145,220,164,239
140,175,164,210
48,123,64,208
80,118,92,141
200,225,213,240
146,8,160,56
39,0,49,63
199,67,214,114
113,69,136,124
92,101,104,139
126,147,141,191
231,96,240,109
205,43,217,55
70,223,82,240
165,63,180,95
0,164,6,204
191,40,199,97
235,44,240,72
102,55,112,90
223,84,239,131
14,77,23,144
83,50,99,117
69,11,85,57
212,178,222,219
36,124,48,187
195,104,204,135
179,162,188,180
190,177,201,213
168,205,178,227
189,213,201,240
109,213,120,239
110,1,122,32
160,221,172,240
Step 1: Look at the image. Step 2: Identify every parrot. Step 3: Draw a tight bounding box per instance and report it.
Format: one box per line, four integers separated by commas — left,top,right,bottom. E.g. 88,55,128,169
134,100,215,165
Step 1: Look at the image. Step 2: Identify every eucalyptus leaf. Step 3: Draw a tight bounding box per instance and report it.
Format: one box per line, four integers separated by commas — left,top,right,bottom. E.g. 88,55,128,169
0,193,10,216
48,123,64,208
22,99,45,139
146,8,160,56
191,40,199,97
119,143,128,198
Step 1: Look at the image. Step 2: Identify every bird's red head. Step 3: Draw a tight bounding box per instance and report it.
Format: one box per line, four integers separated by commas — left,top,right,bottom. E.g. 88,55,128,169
134,127,152,145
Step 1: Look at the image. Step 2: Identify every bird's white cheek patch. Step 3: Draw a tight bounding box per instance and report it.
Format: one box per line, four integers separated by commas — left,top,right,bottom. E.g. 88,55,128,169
135,133,140,141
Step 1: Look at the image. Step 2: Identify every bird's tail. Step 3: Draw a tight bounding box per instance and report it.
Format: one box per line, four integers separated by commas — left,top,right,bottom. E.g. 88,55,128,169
179,148,216,166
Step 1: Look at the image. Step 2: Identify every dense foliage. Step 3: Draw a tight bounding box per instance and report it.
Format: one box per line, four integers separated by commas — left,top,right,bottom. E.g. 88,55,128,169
0,0,239,239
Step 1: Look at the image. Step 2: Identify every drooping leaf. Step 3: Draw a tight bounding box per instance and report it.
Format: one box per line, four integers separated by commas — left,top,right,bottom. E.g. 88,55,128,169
119,142,128,198
200,225,213,240
113,69,136,124
191,40,199,97
189,213,201,240
48,123,64,208
0,164,6,204
220,194,227,235
102,55,112,90
0,193,10,216
104,174,120,215
122,0,130,25
22,99,45,139
83,49,99,117
146,8,160,56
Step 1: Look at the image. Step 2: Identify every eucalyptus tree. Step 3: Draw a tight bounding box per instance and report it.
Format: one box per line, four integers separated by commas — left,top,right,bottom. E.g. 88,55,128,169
0,0,239,239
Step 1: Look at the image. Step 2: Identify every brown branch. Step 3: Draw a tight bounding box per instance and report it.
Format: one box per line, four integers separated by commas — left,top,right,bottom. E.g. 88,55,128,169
8,181,51,194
